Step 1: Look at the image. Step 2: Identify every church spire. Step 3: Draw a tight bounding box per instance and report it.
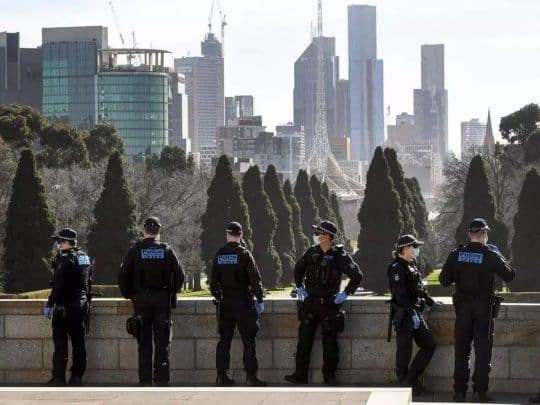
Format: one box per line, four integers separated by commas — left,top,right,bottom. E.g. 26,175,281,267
484,109,495,152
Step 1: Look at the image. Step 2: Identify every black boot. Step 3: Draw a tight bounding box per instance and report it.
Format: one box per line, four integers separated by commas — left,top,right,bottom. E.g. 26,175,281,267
246,374,267,387
137,380,152,387
284,372,308,385
453,391,466,402
473,391,493,403
47,376,66,386
216,371,235,386
68,376,83,386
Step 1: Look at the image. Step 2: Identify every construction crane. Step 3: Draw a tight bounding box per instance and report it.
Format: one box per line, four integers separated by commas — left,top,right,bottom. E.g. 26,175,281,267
109,1,137,64
208,0,226,57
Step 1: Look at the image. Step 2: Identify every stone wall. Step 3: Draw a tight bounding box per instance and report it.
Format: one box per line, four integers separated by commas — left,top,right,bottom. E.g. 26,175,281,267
0,297,538,392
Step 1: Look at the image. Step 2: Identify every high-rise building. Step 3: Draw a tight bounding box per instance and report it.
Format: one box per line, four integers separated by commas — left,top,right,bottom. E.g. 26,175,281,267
169,72,189,153
0,32,42,109
294,36,339,156
387,112,416,146
42,26,108,129
97,48,169,157
175,32,224,165
348,5,384,161
335,79,350,138
235,95,254,118
461,118,487,155
275,123,306,181
225,96,236,125
413,44,448,156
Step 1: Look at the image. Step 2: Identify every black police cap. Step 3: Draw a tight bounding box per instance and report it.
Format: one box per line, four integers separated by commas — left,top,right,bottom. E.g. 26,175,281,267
144,216,162,229
312,220,338,236
226,221,243,235
51,228,77,242
395,234,424,249
469,218,490,233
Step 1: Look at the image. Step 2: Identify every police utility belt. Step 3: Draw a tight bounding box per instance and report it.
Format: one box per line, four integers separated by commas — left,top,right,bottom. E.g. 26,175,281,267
452,293,504,319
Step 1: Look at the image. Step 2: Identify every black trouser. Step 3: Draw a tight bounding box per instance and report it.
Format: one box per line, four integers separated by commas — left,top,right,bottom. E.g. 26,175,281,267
132,290,172,384
295,297,341,378
395,311,436,385
52,304,87,380
453,299,494,394
216,297,259,375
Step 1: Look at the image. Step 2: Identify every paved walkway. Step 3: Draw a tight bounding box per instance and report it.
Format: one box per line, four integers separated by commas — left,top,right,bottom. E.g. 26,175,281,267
0,387,410,405
413,391,532,404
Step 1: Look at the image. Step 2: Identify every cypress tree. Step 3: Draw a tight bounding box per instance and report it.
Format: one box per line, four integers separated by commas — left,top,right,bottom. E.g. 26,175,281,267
294,169,319,239
405,177,429,240
511,169,540,292
454,155,510,257
88,151,138,284
283,179,310,260
264,165,295,284
329,190,353,251
354,147,402,294
310,175,337,224
242,165,282,288
200,155,252,270
384,148,416,235
3,149,56,293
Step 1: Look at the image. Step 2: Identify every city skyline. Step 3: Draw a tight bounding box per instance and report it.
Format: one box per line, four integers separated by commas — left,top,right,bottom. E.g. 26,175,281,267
3,0,540,156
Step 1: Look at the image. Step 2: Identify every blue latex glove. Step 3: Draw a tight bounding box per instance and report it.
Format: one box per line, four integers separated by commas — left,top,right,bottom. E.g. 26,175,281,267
43,306,53,319
256,302,264,315
487,244,500,254
334,291,348,305
412,313,421,330
296,287,308,302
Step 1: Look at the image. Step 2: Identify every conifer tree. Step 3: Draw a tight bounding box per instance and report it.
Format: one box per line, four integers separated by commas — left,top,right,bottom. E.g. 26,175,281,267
283,179,310,260
200,155,252,269
294,169,319,239
3,149,56,293
511,168,540,292
354,147,402,294
243,165,282,288
88,151,138,284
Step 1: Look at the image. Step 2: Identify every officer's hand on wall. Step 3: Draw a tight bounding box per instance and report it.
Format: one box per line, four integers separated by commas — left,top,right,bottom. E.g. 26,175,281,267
412,312,421,330
296,287,308,302
334,291,348,305
43,306,53,319
256,303,264,315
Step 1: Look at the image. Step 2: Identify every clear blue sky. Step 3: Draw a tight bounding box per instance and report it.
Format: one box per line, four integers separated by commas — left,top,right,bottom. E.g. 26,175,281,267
4,0,540,155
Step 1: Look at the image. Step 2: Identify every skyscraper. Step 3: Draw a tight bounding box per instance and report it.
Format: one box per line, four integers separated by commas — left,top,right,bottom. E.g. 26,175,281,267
348,5,384,161
0,32,42,109
42,26,108,129
413,44,448,156
235,95,254,118
168,72,190,153
335,79,350,138
175,32,224,164
293,36,339,156
461,118,487,155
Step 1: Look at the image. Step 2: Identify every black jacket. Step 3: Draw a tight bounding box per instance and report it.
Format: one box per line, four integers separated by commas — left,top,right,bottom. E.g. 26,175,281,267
294,244,363,298
47,248,91,307
439,242,515,301
209,242,264,303
388,257,433,313
118,237,185,299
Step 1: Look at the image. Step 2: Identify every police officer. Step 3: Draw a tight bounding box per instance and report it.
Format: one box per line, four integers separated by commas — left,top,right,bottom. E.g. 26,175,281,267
284,220,363,386
388,234,438,396
44,228,91,386
118,217,185,386
209,222,267,387
440,218,515,403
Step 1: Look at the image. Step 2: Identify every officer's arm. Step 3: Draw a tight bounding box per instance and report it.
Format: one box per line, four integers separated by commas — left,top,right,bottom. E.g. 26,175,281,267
209,254,221,298
493,253,516,282
293,251,309,288
246,252,264,303
168,247,185,293
47,260,66,306
118,246,136,299
389,265,416,312
340,254,363,295
439,253,456,287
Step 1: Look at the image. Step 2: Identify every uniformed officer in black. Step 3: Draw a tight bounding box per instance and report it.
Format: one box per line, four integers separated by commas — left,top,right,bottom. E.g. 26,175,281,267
118,217,185,386
210,221,267,387
284,220,363,386
44,228,91,386
440,218,515,403
388,234,438,396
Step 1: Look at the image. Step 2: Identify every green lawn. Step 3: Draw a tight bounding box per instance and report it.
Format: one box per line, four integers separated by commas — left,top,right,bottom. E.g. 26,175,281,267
426,269,441,285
